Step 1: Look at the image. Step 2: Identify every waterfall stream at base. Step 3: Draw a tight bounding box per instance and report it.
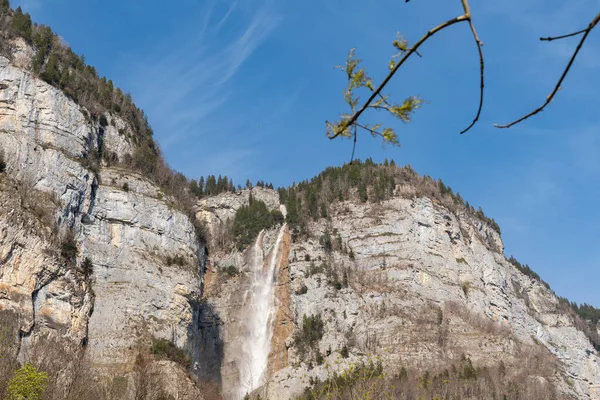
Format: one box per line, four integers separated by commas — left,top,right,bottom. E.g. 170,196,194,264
235,224,287,399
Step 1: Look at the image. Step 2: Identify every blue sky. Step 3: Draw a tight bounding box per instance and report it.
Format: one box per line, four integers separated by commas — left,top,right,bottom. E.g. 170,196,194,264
15,0,600,305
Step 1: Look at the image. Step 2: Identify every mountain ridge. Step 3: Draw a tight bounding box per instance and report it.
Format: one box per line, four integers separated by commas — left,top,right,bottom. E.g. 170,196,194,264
1,2,600,399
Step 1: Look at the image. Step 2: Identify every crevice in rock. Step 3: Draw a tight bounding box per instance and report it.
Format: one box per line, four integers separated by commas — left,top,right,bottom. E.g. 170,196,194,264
82,176,99,224
0,241,20,265
97,125,105,162
16,281,49,359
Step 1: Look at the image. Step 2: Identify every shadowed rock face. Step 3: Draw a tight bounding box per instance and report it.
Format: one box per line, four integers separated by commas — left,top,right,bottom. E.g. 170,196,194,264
0,54,206,387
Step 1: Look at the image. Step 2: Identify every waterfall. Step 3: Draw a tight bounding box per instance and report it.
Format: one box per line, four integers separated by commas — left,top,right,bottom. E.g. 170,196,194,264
236,224,287,399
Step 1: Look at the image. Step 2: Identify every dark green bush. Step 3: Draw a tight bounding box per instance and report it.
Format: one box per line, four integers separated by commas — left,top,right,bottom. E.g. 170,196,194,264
166,255,186,267
233,196,279,250
151,338,190,368
319,230,333,253
81,257,93,278
79,150,100,174
294,314,324,361
340,344,349,358
0,150,6,173
307,262,325,277
459,355,477,380
224,265,238,277
295,285,308,295
315,350,324,365
60,230,78,262
271,209,285,223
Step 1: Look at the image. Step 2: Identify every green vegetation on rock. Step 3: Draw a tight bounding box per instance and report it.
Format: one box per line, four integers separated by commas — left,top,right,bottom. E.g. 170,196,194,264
6,363,48,400
278,158,501,241
232,195,283,250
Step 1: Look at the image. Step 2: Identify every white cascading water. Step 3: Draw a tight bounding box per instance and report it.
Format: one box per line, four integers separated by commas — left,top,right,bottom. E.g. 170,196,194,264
236,225,287,399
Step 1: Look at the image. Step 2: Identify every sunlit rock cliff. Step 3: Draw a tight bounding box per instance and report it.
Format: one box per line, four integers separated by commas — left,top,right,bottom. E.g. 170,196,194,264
201,185,600,400
0,54,206,398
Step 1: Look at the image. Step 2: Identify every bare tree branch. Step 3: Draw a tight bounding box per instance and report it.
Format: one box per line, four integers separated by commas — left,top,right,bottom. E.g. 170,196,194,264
460,0,485,134
540,28,587,42
329,0,486,148
377,93,390,106
496,12,600,129
350,123,358,163
328,13,470,140
355,123,386,138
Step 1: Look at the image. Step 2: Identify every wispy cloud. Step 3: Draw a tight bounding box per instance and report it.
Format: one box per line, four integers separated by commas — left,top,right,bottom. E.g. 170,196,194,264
122,0,282,149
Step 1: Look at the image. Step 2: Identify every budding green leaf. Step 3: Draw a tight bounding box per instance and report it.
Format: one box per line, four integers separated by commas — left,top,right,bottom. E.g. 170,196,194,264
392,33,408,52
326,119,352,139
329,44,425,153
388,96,424,122
382,128,399,145
345,49,360,79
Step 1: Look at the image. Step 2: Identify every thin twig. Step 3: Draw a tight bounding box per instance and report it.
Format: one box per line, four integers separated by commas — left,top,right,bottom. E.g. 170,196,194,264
540,28,587,41
377,93,390,106
350,123,358,163
329,13,470,140
369,105,390,111
496,11,600,129
460,0,485,134
355,123,386,138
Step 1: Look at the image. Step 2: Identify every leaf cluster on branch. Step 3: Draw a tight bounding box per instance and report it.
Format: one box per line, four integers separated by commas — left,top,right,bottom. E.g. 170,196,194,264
327,0,600,158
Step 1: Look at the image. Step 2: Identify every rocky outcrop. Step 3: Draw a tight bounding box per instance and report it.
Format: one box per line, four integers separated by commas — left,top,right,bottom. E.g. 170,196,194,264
201,190,600,400
196,187,282,246
0,54,205,387
270,196,600,399
81,168,205,367
268,226,293,374
0,176,92,348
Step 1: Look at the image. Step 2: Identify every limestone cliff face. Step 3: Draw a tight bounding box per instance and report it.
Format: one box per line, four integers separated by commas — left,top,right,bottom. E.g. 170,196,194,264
0,176,92,348
271,196,599,399
0,54,205,387
202,189,600,400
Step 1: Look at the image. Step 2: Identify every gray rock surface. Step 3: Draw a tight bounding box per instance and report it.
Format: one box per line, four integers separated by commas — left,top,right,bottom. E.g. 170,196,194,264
196,186,282,246
203,191,600,400
0,55,206,389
